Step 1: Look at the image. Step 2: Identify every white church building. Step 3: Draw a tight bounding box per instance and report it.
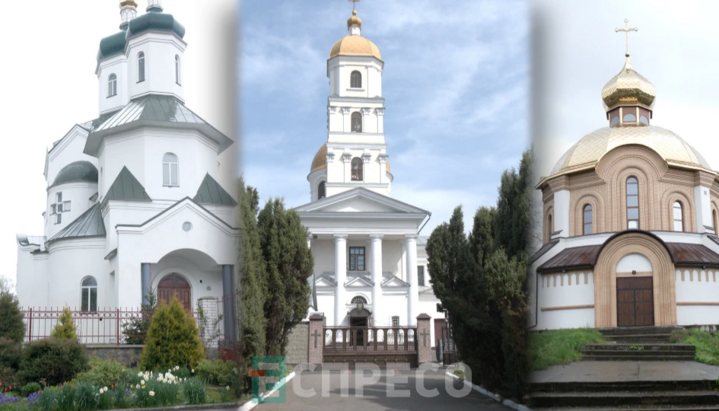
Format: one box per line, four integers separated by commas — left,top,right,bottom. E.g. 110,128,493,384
298,9,445,346
15,0,238,340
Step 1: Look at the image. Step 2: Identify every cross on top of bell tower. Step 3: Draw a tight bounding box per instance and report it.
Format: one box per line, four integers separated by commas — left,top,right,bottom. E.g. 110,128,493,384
615,18,638,58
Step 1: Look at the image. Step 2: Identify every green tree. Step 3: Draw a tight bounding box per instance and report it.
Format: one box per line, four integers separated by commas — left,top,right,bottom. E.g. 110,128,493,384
469,206,496,269
50,307,78,340
140,298,204,370
494,150,533,257
0,290,25,343
236,178,267,390
257,199,314,356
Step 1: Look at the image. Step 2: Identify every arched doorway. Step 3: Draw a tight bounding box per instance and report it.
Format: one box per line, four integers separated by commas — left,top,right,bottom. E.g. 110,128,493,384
158,273,192,311
348,303,371,346
594,232,676,327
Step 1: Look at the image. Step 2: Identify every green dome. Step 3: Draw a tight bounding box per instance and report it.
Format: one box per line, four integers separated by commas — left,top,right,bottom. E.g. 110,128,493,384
127,12,185,40
97,31,127,61
51,161,98,188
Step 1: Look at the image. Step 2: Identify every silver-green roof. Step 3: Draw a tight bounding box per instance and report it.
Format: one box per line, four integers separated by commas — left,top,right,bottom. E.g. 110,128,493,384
51,161,98,188
102,166,152,207
193,174,237,207
48,203,106,243
84,95,233,156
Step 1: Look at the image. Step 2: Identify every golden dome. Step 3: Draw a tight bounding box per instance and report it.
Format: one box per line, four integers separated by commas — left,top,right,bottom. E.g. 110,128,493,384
601,57,656,111
547,125,711,180
309,144,391,174
330,35,382,60
347,10,362,29
120,0,138,9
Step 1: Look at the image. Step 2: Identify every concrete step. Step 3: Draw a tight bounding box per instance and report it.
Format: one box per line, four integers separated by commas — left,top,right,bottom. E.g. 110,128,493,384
530,380,716,394
582,355,696,361
583,343,695,352
605,334,674,343
598,326,684,336
534,406,719,411
529,390,719,408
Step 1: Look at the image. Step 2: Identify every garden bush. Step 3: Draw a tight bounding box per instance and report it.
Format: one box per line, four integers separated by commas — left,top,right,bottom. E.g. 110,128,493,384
195,359,237,386
75,359,130,388
18,337,89,387
140,298,204,371
182,377,206,405
50,308,77,340
20,382,40,397
0,338,21,371
0,291,24,344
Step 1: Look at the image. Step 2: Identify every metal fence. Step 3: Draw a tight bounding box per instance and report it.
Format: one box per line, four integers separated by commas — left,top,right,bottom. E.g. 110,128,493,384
21,296,234,347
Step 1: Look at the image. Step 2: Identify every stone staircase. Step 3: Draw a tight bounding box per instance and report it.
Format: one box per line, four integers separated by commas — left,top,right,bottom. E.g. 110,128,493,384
582,326,695,361
529,326,719,410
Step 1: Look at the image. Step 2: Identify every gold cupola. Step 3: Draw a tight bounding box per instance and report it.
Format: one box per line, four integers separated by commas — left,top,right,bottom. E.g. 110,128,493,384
601,57,656,122
347,10,362,30
119,0,138,30
330,9,382,60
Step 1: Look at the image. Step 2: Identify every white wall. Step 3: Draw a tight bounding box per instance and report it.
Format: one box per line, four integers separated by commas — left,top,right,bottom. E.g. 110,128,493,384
98,55,129,114
676,268,719,325
45,238,110,309
16,248,48,308
536,271,595,330
127,33,186,102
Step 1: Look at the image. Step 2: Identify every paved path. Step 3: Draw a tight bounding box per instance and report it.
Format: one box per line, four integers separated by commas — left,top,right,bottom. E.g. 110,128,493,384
530,360,719,383
252,368,509,410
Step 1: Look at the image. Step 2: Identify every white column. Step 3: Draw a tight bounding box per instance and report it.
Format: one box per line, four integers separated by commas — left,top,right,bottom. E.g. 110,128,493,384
694,185,713,233
370,234,384,325
334,234,348,326
405,235,419,326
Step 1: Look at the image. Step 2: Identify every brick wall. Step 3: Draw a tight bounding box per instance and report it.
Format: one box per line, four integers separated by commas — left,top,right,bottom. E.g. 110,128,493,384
285,321,309,365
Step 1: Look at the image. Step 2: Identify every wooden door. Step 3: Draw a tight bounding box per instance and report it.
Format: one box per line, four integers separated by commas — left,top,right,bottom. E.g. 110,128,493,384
158,273,192,311
617,277,654,327
434,319,445,348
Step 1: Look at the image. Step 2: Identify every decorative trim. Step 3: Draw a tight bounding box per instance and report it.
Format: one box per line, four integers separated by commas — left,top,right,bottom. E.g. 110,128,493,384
341,107,352,115
541,304,594,312
328,106,338,114
375,108,385,116
677,302,719,306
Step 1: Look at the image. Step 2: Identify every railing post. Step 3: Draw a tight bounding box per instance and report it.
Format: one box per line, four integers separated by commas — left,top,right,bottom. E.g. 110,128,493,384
27,308,32,342
116,309,120,345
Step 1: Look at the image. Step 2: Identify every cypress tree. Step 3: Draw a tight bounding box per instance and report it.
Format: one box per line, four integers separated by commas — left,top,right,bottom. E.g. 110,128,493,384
50,307,78,340
236,178,267,390
257,199,313,356
0,290,25,343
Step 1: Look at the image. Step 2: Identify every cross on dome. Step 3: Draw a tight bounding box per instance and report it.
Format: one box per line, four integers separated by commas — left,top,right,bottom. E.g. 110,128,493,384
615,18,638,57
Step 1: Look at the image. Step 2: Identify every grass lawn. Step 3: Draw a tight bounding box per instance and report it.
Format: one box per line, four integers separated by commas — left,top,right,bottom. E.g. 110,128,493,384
671,329,719,365
529,328,605,371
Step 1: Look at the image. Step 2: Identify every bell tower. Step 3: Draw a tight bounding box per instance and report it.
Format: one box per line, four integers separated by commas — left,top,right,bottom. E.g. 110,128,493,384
308,3,393,202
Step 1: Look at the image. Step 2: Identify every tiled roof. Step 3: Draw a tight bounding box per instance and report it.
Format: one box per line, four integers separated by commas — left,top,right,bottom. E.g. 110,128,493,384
102,166,151,207
48,203,106,243
193,174,237,207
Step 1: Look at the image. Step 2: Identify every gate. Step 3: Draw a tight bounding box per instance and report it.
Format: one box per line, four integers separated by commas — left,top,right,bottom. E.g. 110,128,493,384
441,327,457,364
323,326,418,368
617,277,654,327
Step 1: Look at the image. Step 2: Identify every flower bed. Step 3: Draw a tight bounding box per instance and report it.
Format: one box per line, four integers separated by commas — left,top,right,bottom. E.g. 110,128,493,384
0,365,239,411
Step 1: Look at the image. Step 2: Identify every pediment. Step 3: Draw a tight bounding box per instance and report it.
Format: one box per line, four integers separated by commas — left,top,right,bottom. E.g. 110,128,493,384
382,276,410,288
295,187,428,215
316,277,337,287
345,276,374,287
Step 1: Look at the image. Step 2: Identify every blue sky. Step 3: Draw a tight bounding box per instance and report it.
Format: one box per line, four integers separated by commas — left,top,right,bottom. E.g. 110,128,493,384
240,0,529,233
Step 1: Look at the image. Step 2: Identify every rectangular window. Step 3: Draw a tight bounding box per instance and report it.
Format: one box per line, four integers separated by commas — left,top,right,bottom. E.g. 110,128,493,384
392,316,399,327
81,287,98,312
349,247,365,271
63,201,71,212
56,192,62,203
50,204,56,215
163,163,170,185
417,266,425,286
56,213,61,225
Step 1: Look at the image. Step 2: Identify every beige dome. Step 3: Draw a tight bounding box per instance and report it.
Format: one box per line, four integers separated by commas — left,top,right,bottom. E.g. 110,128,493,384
310,144,390,174
549,125,711,178
601,57,656,111
330,35,382,60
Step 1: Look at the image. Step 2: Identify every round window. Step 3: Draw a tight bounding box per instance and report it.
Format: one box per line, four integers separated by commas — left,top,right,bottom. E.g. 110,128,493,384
182,222,193,232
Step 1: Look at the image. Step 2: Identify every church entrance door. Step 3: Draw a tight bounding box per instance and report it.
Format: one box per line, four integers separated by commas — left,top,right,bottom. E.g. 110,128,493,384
158,273,192,312
350,317,367,346
617,277,654,327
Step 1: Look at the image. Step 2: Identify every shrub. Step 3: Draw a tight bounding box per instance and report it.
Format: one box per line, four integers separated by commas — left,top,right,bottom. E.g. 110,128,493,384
0,292,25,344
195,359,236,386
50,308,77,340
36,387,58,411
0,338,21,371
20,382,41,397
122,291,158,345
19,337,89,387
140,298,204,371
182,377,206,405
76,359,131,388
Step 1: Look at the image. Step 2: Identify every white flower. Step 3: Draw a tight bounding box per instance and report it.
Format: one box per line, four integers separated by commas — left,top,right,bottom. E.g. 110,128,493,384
103,387,108,392
226,386,230,391
99,389,104,394
175,366,179,371
136,384,140,389
191,369,194,373
149,391,155,397
138,372,143,377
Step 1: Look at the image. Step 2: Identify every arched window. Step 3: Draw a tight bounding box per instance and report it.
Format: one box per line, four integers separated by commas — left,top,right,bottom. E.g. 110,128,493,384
351,296,367,305
351,112,362,133
318,181,326,200
108,74,117,97
639,115,649,125
138,52,146,82
610,116,620,126
626,177,639,229
351,71,362,88
547,214,553,240
673,201,684,232
714,209,718,232
175,55,181,85
163,153,179,186
351,157,363,181
623,113,636,122
583,204,593,235
81,277,98,312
